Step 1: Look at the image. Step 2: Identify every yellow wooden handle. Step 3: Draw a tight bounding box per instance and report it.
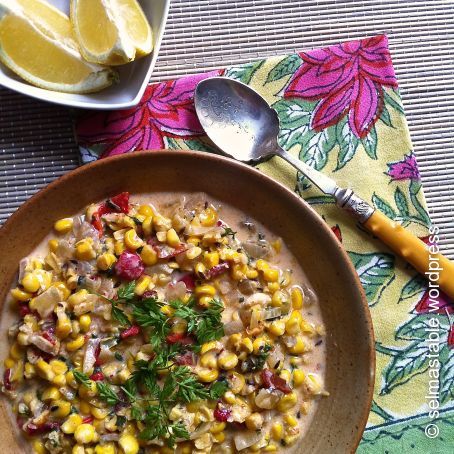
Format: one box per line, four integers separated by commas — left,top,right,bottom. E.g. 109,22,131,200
364,210,454,300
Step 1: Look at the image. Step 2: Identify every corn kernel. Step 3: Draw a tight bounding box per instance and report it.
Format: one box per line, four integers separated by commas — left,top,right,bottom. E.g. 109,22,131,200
94,443,115,454
74,423,96,444
91,407,109,420
200,351,218,369
17,332,30,346
203,251,219,268
210,422,226,434
4,357,15,369
291,286,303,309
264,444,278,452
65,370,77,388
138,205,154,217
277,392,298,412
42,386,61,401
96,253,117,271
228,372,245,394
263,267,279,282
186,246,202,260
124,229,143,251
114,240,125,256
284,414,298,427
24,362,36,379
10,342,23,360
268,320,286,336
200,207,218,227
32,439,46,454
78,314,92,333
140,244,158,266
142,216,154,236
223,391,236,404
48,239,59,253
198,295,213,308
255,259,269,271
271,422,283,440
166,228,180,247
52,374,67,387
293,369,305,387
54,218,73,234
283,435,299,445
160,305,174,317
217,351,238,370
78,380,97,399
66,335,86,352
79,401,91,414
50,359,68,375
36,359,55,381
246,268,259,279
200,341,219,355
50,399,71,418
252,337,268,354
68,289,89,307
212,432,225,443
194,262,206,276
197,368,219,383
75,239,96,261
21,273,40,293
195,284,216,297
56,314,72,339
280,369,291,382
10,287,32,302
285,311,303,335
11,360,24,382
245,412,263,430
72,446,85,454
134,275,151,296
287,335,306,355
119,434,139,454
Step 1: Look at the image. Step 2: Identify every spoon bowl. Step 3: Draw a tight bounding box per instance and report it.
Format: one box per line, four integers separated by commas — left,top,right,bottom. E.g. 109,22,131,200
195,77,280,163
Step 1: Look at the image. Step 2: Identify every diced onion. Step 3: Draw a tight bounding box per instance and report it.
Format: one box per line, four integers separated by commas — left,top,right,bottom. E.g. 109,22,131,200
83,338,100,373
264,307,281,320
254,388,282,409
224,320,244,336
233,430,263,451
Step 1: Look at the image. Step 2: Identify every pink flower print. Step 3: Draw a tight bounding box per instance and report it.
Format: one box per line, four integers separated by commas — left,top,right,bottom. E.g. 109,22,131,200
284,35,397,138
76,70,223,157
386,153,421,181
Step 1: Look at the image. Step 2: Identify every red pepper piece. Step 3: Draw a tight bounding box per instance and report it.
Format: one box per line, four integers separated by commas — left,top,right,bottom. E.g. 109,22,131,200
3,368,12,391
90,372,105,381
120,325,140,339
165,332,194,345
98,192,130,216
206,262,230,279
24,421,60,436
94,343,102,367
261,369,292,394
178,273,196,291
18,303,31,318
142,290,158,299
175,351,195,365
41,330,56,346
115,251,144,281
214,402,232,422
82,416,94,424
91,212,104,237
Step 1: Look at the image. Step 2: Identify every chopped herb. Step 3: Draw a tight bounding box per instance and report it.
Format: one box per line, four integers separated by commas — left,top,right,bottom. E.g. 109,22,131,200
114,352,123,361
132,297,169,348
97,382,120,406
117,281,137,301
209,380,229,399
111,301,131,326
171,298,224,344
241,344,272,372
221,227,237,239
73,370,91,388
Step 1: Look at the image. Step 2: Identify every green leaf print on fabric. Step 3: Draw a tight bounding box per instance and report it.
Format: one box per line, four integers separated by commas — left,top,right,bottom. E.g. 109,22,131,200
224,60,264,84
266,54,303,83
348,252,395,306
439,348,454,404
399,274,427,301
409,180,431,227
274,98,315,151
372,193,397,219
379,104,393,128
335,117,360,170
361,125,378,159
394,187,410,217
384,88,405,116
299,127,337,170
370,400,394,422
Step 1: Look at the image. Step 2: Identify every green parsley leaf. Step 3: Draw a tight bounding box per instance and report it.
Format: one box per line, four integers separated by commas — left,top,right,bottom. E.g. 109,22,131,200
132,297,169,348
111,301,131,326
73,370,91,388
167,422,190,447
117,281,136,301
209,380,229,399
221,226,237,239
170,367,209,403
97,382,120,406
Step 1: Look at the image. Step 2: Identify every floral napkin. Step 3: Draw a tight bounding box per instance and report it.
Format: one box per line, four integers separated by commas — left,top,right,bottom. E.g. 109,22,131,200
75,35,453,451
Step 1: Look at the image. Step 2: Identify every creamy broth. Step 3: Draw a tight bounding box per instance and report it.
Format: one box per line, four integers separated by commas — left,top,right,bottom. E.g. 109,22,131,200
1,192,327,454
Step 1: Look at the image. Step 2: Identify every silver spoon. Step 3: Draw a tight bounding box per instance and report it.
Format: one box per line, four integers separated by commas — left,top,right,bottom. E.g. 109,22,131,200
194,76,454,299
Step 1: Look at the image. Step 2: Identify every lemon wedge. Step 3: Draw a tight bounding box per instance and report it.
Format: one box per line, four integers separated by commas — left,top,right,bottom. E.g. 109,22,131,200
0,5,116,94
70,0,153,66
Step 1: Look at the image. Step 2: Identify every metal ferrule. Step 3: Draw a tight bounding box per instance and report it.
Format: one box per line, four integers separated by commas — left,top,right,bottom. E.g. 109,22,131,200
333,188,375,223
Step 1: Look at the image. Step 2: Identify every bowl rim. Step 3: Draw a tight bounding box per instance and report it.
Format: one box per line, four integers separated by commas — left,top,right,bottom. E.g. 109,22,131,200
0,0,171,110
0,150,375,451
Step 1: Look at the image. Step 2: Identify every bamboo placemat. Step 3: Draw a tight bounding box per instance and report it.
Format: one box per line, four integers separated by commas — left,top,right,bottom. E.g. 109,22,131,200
1,0,453,256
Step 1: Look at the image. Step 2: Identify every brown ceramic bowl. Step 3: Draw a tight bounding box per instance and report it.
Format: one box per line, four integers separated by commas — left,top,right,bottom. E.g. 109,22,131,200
0,151,374,453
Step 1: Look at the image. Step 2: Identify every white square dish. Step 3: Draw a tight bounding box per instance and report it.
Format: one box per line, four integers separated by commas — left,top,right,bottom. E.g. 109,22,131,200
0,0,171,110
